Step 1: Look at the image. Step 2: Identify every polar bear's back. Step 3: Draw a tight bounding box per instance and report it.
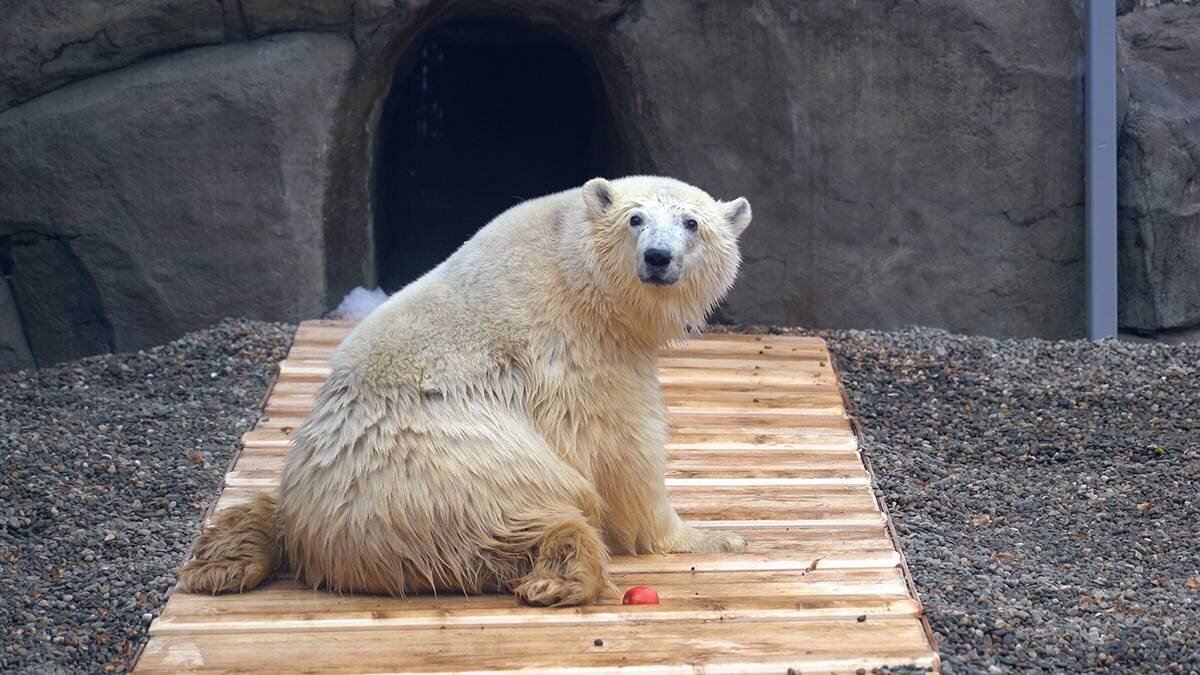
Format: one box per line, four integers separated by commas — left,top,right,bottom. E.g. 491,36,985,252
332,187,581,395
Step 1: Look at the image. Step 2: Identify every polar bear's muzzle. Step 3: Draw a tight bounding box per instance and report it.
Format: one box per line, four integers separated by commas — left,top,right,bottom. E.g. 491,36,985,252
638,247,682,286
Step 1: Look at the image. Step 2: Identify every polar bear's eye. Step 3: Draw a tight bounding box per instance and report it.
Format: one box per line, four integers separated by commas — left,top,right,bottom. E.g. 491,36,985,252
630,215,643,227
684,218,699,231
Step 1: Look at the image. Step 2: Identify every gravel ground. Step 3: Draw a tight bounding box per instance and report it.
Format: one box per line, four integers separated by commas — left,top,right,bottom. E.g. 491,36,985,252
817,327,1200,673
0,319,293,673
4,319,1198,673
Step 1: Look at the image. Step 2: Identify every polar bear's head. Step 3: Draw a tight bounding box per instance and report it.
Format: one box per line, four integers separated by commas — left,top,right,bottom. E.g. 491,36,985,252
580,176,752,336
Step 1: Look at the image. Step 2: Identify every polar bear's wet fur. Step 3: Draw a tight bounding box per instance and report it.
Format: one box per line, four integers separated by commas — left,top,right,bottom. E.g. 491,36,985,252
180,176,752,606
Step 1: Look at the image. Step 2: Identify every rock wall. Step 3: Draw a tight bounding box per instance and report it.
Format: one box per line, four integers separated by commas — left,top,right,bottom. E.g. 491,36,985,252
601,1,1086,337
0,0,1197,368
0,33,353,367
0,278,35,372
1117,4,1200,334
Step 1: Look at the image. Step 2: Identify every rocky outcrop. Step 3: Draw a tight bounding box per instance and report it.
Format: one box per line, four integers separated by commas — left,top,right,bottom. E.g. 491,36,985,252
0,1,225,113
3,233,114,367
0,33,354,365
0,0,398,113
0,277,35,373
1117,4,1200,333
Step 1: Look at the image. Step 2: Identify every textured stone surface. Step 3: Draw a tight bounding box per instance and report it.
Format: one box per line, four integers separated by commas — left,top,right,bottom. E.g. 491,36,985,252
0,0,225,112
0,278,35,373
4,234,113,366
1120,0,1200,13
0,0,400,113
0,33,354,364
1117,4,1200,332
600,0,1086,337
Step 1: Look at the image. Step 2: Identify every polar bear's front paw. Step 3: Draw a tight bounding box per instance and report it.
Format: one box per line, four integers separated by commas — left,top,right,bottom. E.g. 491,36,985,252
666,527,748,554
513,575,590,607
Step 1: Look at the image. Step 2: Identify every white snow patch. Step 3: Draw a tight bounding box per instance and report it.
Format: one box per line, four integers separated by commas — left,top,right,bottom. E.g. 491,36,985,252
328,286,388,320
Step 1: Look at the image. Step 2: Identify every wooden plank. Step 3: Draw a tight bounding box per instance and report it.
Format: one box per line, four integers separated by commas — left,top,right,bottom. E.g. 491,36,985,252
223,468,872,487
659,370,835,388
225,471,870,489
239,427,862,453
659,356,828,371
606,548,897,573
152,569,917,636
274,357,835,384
247,416,856,441
665,392,844,412
671,334,826,346
263,385,847,415
135,619,937,673
268,377,840,396
290,322,826,350
260,395,848,426
247,414,853,435
656,430,862,445
232,445,868,468
290,321,353,342
276,360,837,386
664,448,865,466
261,391,844,413
284,344,833,368
260,405,852,435
213,483,879,516
151,595,921,637
181,523,895,556
665,381,843,399
668,427,856,441
666,410,850,429
211,487,888,533
225,463,871,485
288,321,835,345
664,339,829,359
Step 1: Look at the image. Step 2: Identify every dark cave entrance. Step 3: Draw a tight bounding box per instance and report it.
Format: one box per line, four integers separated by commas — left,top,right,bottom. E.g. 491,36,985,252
374,19,615,292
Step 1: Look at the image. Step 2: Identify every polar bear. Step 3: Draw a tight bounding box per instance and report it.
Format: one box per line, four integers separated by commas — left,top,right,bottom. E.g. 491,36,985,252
180,176,752,606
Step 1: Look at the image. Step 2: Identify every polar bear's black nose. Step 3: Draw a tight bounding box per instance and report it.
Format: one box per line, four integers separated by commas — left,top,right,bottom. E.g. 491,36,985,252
644,248,672,268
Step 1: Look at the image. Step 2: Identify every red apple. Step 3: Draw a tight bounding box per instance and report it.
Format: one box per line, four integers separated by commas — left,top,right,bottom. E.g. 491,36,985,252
622,586,660,605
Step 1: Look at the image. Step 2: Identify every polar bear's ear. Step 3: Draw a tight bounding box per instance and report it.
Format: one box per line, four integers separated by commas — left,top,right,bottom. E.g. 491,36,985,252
723,197,752,235
582,178,615,216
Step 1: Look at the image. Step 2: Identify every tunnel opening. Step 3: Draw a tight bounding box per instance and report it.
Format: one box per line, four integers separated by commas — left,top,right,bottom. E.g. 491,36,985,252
374,18,615,292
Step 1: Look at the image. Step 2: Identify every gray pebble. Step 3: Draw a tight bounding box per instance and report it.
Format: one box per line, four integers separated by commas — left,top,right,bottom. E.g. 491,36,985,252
0,319,293,672
817,326,1200,673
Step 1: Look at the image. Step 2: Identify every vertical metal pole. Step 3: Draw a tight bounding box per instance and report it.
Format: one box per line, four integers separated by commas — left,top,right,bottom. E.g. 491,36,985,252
1086,0,1118,340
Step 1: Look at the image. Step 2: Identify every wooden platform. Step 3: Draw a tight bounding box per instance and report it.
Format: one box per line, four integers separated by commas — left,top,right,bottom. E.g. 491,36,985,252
134,320,938,673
